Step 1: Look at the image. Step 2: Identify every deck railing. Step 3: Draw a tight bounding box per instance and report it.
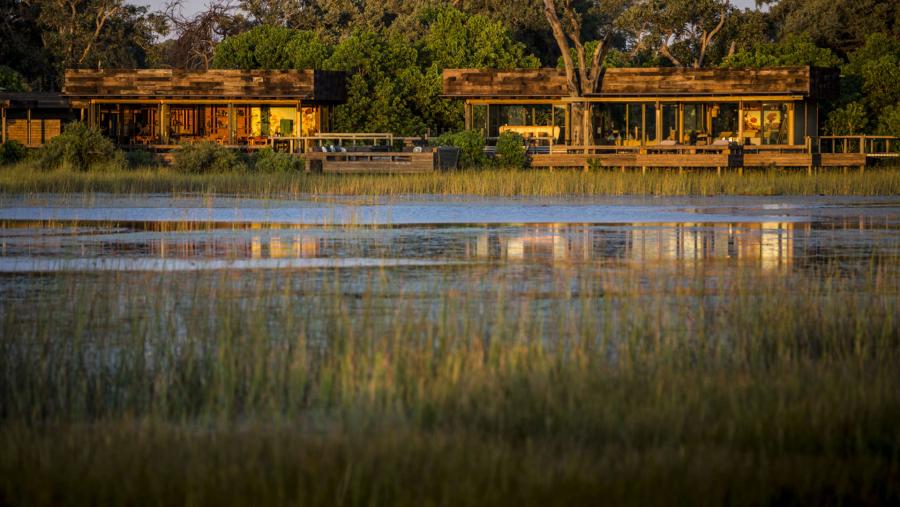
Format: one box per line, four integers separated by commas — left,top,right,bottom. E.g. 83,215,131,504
814,135,896,157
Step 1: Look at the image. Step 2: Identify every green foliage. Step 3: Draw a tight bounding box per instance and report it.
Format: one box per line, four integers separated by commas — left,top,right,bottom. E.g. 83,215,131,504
0,141,28,165
0,66,30,92
251,148,304,172
720,34,843,69
423,6,540,70
493,131,527,169
768,0,898,56
325,29,428,136
123,149,159,168
37,123,121,171
435,130,487,169
212,25,330,70
876,105,900,139
843,33,900,116
172,142,247,174
825,102,868,135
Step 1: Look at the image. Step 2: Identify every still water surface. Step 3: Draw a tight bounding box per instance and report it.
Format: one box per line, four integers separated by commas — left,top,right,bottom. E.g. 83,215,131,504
0,195,897,273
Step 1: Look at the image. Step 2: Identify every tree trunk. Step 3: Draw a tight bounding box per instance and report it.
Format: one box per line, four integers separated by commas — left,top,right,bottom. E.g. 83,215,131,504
582,101,593,153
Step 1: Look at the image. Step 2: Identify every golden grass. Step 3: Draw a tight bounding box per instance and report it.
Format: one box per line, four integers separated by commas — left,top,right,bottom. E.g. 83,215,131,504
1,164,899,197
1,263,899,505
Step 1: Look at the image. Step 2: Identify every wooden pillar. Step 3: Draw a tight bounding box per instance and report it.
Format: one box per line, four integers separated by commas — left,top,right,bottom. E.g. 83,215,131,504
227,103,235,144
464,101,473,131
1,107,6,144
160,102,170,144
26,108,32,147
738,101,744,143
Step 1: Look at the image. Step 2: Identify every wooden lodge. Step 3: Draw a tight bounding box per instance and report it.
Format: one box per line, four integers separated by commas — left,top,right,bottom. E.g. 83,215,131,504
443,66,895,170
62,69,347,148
0,93,80,148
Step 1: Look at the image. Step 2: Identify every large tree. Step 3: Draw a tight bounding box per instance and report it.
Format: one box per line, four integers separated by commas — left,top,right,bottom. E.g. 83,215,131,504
542,0,630,147
622,0,730,68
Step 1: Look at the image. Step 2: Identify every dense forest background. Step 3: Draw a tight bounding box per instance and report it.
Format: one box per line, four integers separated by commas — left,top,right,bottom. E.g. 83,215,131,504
0,0,897,137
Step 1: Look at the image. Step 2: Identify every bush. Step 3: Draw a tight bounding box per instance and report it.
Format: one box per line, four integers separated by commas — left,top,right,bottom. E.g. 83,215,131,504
37,122,121,171
0,140,28,165
825,102,868,135
434,130,486,168
494,131,527,169
124,149,160,168
172,142,247,173
877,104,900,139
251,148,304,172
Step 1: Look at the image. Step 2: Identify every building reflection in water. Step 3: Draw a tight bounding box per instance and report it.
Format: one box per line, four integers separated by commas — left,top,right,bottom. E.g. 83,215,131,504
471,223,803,269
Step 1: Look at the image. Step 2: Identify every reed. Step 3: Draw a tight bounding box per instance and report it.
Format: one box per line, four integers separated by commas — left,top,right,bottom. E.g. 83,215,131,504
1,262,898,505
1,163,899,197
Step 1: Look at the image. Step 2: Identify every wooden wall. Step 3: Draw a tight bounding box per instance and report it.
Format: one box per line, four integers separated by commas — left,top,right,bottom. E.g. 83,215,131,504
64,69,347,102
6,119,62,147
443,67,837,99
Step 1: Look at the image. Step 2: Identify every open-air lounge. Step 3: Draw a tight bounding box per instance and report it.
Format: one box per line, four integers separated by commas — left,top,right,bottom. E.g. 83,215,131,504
62,69,347,150
443,66,895,170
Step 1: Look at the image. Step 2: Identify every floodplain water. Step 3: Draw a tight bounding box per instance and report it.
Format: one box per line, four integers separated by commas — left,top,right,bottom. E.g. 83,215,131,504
0,194,897,274
1,194,897,326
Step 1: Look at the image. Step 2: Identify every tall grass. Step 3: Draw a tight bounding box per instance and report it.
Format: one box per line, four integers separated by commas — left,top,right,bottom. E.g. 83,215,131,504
1,262,898,505
1,164,899,197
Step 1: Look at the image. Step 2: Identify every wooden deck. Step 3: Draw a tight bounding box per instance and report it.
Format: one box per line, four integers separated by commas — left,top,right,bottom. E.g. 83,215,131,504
305,151,435,173
530,137,895,171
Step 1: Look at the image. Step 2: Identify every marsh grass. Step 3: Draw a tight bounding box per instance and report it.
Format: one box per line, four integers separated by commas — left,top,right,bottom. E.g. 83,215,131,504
1,262,899,505
1,164,900,197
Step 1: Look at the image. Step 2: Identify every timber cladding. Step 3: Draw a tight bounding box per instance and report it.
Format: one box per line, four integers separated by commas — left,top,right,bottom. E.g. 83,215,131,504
63,69,347,102
443,67,837,99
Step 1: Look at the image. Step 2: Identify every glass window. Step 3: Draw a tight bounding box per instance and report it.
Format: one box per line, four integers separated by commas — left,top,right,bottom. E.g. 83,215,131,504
592,103,626,145
625,104,642,145
742,103,763,145
472,105,488,136
711,103,738,141
682,104,707,144
762,103,789,145
553,105,567,144
645,103,658,145
488,104,554,139
661,104,678,142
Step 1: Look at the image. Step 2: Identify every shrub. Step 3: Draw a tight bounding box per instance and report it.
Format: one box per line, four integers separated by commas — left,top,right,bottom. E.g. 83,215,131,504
877,104,900,139
0,140,28,165
172,142,247,173
825,102,868,135
494,131,527,169
252,148,304,172
434,130,486,168
124,149,160,168
37,122,121,171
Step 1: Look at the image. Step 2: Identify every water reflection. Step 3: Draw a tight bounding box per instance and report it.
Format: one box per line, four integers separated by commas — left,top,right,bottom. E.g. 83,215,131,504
1,218,896,273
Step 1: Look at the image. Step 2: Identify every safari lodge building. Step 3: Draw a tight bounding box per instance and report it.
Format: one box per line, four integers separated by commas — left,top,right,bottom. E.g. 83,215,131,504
1,66,894,171
0,69,346,150
442,66,889,170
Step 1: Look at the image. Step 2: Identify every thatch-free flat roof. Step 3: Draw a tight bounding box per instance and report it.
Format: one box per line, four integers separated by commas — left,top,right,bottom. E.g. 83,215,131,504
0,92,71,109
63,69,347,102
443,67,838,100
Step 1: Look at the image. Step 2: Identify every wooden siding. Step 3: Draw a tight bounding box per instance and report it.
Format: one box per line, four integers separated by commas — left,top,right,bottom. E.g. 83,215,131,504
443,67,837,99
64,69,347,102
6,119,62,147
305,152,435,173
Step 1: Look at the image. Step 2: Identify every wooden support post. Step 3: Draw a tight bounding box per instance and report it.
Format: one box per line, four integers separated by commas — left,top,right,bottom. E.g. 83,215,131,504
642,166,647,175
716,166,721,177
1,107,6,144
26,108,32,147
738,167,744,176
227,103,235,145
161,103,170,144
